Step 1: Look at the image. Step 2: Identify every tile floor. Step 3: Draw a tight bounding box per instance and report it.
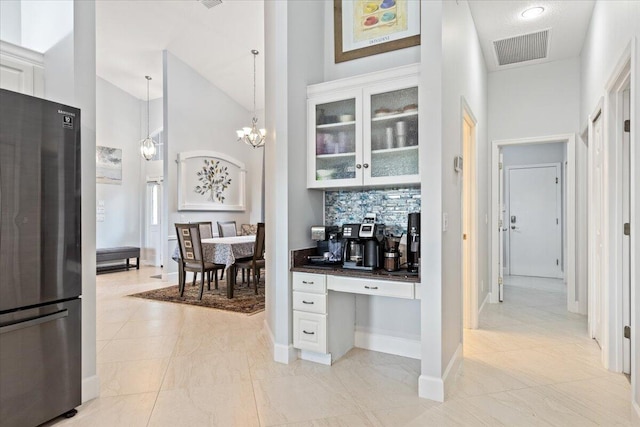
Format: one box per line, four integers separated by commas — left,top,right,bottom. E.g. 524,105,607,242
45,269,639,426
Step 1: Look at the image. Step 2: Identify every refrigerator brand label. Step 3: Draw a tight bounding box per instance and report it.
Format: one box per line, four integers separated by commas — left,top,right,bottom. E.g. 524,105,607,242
62,115,73,129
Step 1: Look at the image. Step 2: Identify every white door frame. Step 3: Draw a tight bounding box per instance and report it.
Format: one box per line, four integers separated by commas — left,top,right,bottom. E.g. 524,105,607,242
588,102,604,349
505,162,563,279
461,98,478,329
600,39,636,375
491,134,577,312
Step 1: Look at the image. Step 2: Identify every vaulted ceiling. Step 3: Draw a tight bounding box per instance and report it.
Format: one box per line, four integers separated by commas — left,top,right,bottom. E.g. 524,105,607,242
96,0,264,110
95,1,595,108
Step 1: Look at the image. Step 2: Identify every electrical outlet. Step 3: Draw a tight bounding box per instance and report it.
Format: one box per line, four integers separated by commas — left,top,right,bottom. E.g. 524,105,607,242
442,213,448,232
485,213,488,224
481,280,484,291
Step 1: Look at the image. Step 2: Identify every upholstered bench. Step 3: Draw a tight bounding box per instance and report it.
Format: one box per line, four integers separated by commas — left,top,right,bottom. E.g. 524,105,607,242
96,246,140,273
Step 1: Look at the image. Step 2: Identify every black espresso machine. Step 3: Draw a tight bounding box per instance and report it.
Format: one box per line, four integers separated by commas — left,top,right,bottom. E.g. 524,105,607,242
342,215,385,270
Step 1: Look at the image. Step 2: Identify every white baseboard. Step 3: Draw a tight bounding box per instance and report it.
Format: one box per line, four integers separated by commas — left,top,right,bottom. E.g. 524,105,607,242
479,292,490,315
443,343,463,398
82,374,99,403
300,350,332,365
418,374,444,402
418,343,462,403
264,319,296,364
354,328,421,360
633,398,640,419
164,271,178,283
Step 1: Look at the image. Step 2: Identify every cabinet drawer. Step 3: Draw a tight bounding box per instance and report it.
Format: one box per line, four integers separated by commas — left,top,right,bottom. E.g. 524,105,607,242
293,291,327,314
327,275,414,299
293,311,327,353
292,272,326,294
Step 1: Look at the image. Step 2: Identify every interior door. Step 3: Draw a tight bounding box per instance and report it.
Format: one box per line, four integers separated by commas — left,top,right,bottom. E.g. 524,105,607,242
146,180,163,267
508,164,562,278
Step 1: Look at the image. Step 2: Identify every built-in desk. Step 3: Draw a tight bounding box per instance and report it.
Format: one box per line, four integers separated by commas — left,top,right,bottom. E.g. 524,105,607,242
291,270,421,365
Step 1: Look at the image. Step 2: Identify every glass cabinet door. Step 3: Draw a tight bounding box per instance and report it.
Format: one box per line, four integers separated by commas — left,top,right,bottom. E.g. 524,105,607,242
310,96,360,187
365,86,419,184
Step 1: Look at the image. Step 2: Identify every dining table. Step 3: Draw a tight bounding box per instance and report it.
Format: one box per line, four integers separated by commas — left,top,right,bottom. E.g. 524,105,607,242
173,235,255,298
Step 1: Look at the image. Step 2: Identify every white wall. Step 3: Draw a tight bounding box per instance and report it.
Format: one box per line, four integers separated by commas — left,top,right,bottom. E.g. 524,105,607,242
264,0,326,363
0,0,21,45
163,51,263,278
43,33,74,106
580,0,640,408
95,77,143,249
437,0,488,393
489,58,581,142
21,0,73,54
74,0,98,402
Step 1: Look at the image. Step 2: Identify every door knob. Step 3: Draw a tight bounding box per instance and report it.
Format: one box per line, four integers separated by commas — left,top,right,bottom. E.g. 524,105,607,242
363,163,369,168
356,164,362,169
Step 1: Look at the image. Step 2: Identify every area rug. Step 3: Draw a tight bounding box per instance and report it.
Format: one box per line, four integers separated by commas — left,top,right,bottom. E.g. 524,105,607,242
129,279,265,315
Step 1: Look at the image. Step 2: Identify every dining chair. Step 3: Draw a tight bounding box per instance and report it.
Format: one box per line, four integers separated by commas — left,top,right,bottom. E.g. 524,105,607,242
217,220,238,237
240,223,258,236
233,222,265,294
217,220,239,281
175,223,225,300
193,221,213,239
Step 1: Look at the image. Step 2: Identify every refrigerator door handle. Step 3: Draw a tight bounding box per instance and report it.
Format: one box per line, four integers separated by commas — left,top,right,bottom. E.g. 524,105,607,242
0,309,68,335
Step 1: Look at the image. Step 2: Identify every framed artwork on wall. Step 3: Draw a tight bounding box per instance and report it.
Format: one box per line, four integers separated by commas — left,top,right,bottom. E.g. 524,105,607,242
334,0,421,63
177,150,246,211
96,146,122,185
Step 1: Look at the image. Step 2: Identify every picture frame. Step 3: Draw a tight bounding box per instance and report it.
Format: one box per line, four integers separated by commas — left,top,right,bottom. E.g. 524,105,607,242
177,150,246,211
334,0,421,63
96,146,122,185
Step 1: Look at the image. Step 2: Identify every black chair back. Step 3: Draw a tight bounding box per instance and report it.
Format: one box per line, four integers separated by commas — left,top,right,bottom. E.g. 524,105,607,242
254,223,265,261
175,223,204,265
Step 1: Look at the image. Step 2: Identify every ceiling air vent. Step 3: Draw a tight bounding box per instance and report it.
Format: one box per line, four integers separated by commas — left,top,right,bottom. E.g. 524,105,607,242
199,0,222,9
493,29,549,66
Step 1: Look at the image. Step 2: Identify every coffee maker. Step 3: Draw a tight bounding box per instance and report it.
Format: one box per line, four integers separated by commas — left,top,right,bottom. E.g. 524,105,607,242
310,225,342,264
407,212,420,273
342,214,385,270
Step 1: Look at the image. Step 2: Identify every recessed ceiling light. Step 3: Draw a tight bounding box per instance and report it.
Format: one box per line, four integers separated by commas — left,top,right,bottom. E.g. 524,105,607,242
521,6,545,19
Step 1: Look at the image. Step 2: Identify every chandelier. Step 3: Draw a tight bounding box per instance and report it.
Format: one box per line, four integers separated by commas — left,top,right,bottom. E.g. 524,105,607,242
236,49,266,148
140,75,157,160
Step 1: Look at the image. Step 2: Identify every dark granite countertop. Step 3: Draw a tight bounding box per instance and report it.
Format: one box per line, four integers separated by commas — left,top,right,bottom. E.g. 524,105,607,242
290,265,420,283
291,247,420,283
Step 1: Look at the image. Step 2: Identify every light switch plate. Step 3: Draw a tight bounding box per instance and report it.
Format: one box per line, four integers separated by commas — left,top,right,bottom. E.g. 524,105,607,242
442,213,448,232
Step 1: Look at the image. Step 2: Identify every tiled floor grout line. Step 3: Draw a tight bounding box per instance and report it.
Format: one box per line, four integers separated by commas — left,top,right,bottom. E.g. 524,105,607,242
144,325,180,427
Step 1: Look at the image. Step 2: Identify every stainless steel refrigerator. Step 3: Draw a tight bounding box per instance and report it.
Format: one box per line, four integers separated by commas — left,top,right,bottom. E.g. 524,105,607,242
0,89,82,426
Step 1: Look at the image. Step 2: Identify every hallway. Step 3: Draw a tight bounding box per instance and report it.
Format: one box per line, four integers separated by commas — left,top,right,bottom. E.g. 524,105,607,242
454,276,637,425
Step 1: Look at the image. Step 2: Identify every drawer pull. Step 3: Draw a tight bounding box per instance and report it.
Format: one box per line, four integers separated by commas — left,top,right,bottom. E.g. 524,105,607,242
302,300,314,304
364,285,379,290
303,330,315,335
302,281,315,285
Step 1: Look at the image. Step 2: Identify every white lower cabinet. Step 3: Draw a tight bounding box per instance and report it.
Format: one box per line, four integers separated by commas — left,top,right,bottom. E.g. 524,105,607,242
293,273,329,358
292,271,417,365
293,311,327,354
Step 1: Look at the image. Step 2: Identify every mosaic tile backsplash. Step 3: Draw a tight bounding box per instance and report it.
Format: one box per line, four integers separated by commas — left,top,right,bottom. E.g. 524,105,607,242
325,188,421,235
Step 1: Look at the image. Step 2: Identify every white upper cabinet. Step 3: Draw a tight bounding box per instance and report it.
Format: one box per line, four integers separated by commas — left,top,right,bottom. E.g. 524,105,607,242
0,41,44,97
307,64,419,189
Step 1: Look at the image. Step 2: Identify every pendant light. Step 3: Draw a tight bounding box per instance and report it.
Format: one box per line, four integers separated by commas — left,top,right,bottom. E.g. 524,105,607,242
236,49,266,148
140,75,157,160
